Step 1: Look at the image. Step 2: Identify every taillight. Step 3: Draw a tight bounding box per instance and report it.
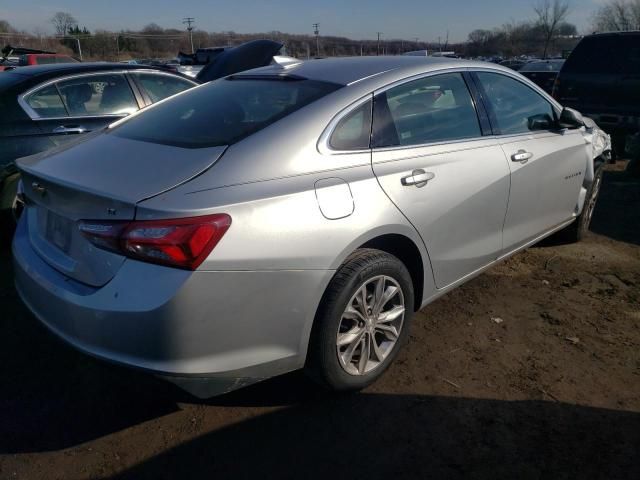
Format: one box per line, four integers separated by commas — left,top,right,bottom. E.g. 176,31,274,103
78,214,231,270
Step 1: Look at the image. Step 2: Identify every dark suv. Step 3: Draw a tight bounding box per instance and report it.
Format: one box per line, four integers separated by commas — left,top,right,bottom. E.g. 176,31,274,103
553,32,640,157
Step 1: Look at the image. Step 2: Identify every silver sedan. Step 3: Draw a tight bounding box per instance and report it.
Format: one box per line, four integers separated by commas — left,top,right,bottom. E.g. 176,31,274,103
13,56,610,397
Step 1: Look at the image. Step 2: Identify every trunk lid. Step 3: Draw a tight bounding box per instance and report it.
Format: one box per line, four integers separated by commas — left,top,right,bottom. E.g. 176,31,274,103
17,133,227,287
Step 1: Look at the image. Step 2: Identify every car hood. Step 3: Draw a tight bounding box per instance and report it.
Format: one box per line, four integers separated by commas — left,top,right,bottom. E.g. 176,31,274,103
16,131,227,205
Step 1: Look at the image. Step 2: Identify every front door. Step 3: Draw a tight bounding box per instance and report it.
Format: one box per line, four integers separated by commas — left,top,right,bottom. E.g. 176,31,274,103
473,71,588,253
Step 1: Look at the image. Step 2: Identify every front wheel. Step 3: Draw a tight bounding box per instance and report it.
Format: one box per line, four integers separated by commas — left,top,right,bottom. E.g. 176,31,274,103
305,249,414,391
564,165,604,242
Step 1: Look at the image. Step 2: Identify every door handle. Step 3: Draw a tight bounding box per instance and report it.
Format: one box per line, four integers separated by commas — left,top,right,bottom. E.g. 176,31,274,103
511,150,533,163
53,125,88,135
401,169,435,187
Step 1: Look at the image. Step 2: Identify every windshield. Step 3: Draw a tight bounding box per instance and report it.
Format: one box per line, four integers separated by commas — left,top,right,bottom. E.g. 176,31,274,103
111,77,342,148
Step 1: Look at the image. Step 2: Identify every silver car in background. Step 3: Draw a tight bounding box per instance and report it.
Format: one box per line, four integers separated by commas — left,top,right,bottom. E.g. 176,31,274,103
13,57,610,397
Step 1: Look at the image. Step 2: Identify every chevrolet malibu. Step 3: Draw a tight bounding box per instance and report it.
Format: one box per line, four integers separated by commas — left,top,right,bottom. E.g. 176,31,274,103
13,57,610,397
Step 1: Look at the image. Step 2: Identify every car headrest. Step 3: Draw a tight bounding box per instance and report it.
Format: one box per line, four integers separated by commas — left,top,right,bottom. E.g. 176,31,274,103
62,83,93,105
393,102,426,118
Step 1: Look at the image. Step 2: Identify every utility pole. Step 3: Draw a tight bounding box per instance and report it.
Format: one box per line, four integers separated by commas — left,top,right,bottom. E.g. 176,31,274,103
74,37,83,61
414,37,419,49
313,23,320,57
377,32,382,55
183,17,195,53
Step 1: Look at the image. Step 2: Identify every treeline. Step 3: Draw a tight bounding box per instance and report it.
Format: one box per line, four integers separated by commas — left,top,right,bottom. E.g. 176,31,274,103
465,21,579,58
1,12,581,62
1,20,446,61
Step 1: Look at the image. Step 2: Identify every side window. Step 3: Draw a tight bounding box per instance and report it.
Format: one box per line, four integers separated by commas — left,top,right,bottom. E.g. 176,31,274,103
372,73,481,148
56,74,138,117
329,99,372,150
25,85,68,118
131,72,195,104
475,72,556,134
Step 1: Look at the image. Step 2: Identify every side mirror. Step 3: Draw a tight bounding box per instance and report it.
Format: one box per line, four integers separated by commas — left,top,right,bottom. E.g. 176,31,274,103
558,107,584,129
528,114,554,131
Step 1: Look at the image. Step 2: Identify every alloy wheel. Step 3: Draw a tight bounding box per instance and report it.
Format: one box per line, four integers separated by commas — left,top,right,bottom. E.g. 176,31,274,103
336,275,405,375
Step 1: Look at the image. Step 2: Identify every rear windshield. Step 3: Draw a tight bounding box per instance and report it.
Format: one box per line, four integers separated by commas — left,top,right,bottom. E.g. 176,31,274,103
563,35,640,74
111,77,341,148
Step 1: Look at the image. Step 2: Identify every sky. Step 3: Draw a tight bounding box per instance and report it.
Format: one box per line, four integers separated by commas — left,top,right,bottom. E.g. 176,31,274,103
0,0,606,42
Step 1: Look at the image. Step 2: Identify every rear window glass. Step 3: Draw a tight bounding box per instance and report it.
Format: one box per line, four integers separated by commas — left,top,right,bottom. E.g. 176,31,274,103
26,84,67,118
563,35,640,74
111,77,341,148
330,100,372,150
131,72,195,103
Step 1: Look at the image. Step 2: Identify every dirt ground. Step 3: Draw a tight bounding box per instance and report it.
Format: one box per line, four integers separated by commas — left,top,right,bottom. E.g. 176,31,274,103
0,163,639,480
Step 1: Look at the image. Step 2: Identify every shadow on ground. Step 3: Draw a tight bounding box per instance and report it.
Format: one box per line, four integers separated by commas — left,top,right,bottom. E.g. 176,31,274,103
590,168,640,246
112,391,640,480
0,249,182,453
533,166,640,249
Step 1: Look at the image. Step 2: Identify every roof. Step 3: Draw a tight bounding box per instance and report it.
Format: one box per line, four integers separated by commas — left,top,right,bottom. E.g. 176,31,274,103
239,55,500,86
6,62,168,78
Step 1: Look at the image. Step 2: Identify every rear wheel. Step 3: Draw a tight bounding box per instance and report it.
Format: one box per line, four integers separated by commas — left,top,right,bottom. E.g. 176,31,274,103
305,248,414,391
564,165,604,242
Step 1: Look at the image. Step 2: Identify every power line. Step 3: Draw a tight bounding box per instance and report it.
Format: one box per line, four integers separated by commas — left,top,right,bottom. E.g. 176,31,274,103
183,17,195,53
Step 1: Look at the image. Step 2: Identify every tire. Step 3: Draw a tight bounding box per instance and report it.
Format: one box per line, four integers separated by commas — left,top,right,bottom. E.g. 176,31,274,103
564,165,604,243
0,173,21,249
305,248,414,391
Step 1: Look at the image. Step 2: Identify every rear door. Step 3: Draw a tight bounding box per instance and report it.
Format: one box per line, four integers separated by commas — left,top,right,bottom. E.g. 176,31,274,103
371,71,511,288
20,72,142,148
472,71,587,253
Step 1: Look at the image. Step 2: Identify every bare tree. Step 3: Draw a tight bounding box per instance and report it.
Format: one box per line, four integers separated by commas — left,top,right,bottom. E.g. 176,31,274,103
593,0,640,32
533,0,570,58
0,19,16,33
50,11,77,37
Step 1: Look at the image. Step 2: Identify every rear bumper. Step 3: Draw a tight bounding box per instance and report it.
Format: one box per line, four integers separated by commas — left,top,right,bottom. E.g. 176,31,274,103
13,217,333,396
